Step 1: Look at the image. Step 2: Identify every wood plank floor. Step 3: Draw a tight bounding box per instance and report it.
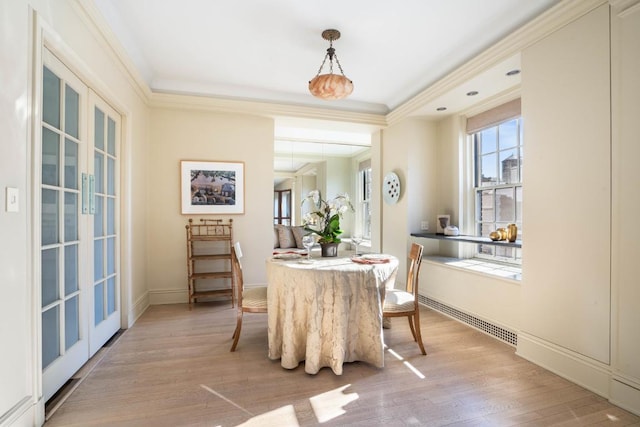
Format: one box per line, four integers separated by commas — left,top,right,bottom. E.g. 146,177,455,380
45,302,640,427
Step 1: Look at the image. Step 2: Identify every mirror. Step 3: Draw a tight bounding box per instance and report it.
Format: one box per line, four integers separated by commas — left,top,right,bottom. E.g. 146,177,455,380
273,118,376,243
274,140,371,226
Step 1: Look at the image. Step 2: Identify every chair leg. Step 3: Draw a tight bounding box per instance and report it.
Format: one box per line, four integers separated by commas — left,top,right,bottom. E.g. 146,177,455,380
230,315,242,352
407,316,417,341
413,311,426,355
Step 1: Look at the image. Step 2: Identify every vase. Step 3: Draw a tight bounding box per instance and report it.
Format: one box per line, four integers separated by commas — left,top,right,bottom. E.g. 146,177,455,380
320,242,339,257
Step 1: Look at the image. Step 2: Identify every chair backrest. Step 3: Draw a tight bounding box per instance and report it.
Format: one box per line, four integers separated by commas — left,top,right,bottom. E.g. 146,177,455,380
234,241,243,259
231,245,244,306
406,243,424,297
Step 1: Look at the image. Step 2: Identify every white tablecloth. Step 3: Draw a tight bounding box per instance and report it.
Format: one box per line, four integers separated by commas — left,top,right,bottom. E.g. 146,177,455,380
266,256,399,374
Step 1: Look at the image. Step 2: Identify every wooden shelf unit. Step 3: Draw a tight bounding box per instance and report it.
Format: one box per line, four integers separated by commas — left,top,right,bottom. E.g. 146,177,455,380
186,218,235,306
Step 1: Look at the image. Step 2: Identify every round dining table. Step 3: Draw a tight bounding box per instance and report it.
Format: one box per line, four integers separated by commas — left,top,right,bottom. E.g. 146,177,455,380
266,254,399,375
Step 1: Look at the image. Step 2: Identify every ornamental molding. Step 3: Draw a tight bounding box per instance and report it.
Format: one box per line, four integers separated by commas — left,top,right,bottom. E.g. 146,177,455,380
609,0,640,17
386,0,608,125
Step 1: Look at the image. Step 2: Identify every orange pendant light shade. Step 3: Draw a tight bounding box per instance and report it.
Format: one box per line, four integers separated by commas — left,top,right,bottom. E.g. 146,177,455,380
308,73,354,100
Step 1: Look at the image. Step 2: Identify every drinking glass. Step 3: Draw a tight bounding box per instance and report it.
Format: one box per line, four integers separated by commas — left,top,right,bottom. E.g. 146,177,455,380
351,234,363,256
302,235,315,260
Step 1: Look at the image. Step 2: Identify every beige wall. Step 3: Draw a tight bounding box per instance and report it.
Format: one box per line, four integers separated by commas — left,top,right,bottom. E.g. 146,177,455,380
520,1,611,366
418,3,640,415
1,1,150,424
380,118,436,286
609,0,640,412
147,108,274,304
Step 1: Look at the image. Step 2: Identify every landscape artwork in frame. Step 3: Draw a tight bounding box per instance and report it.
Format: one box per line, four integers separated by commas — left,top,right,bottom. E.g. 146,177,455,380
181,160,245,214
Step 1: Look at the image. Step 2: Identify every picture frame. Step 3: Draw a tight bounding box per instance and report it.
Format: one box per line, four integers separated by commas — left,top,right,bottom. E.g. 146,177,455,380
436,214,450,234
180,160,244,214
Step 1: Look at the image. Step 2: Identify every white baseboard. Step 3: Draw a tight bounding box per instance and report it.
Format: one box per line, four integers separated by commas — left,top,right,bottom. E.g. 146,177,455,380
0,396,39,427
148,288,188,305
516,332,611,398
128,291,150,327
610,375,640,416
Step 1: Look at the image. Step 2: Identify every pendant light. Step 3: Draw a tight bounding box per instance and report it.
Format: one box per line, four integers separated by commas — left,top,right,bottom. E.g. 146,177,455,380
308,29,354,100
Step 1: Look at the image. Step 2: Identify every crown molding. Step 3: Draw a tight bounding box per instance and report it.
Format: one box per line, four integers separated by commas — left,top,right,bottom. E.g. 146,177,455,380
386,0,608,126
73,0,152,104
72,1,388,128
149,92,388,127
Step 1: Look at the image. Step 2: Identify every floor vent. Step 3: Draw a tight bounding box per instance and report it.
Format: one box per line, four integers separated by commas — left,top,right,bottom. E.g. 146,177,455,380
419,295,518,347
45,329,125,420
45,378,80,418
103,328,125,347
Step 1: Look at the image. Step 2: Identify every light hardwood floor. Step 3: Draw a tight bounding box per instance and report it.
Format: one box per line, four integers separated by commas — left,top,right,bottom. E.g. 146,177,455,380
45,301,640,426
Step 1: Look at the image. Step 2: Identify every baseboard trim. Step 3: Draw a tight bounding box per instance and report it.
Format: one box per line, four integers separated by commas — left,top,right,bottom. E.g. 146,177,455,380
610,376,640,416
148,288,187,305
128,291,150,326
516,332,611,398
0,396,37,427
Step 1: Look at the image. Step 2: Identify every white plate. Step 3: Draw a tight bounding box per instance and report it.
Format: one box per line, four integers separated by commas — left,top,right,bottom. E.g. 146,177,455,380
273,253,302,260
360,254,389,260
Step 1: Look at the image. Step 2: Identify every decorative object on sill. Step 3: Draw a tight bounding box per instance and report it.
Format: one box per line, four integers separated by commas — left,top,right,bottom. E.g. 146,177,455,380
489,228,509,241
308,29,354,100
507,223,518,242
382,172,401,204
444,225,459,236
436,215,450,234
320,242,339,257
301,190,354,257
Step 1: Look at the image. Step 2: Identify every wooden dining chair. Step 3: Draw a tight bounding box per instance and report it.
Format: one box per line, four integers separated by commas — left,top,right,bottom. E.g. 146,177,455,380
230,242,268,352
383,242,426,355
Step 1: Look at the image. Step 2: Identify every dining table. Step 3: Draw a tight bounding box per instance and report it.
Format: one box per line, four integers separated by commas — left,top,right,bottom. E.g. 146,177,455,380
266,253,399,375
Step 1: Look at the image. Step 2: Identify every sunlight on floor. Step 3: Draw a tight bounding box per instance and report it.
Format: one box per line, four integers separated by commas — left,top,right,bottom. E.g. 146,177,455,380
203,382,360,425
236,405,299,427
309,384,359,423
606,413,620,421
386,346,426,379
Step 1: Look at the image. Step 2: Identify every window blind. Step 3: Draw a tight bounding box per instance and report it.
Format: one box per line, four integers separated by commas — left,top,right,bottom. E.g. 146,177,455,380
466,98,521,134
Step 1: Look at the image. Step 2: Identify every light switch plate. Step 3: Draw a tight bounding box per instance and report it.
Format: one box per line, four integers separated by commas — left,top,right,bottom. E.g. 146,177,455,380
6,187,19,212
421,220,429,230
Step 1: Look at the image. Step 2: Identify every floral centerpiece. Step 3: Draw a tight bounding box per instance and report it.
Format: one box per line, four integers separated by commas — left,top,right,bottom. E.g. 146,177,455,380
301,190,354,253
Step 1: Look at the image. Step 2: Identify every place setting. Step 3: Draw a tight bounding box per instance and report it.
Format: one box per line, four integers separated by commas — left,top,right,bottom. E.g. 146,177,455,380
350,253,392,265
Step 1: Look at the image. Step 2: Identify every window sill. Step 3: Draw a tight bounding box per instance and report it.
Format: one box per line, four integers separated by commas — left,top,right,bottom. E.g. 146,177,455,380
412,232,522,248
424,255,522,281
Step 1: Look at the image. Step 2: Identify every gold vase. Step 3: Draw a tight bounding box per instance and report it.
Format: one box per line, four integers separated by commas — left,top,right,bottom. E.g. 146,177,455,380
507,224,518,242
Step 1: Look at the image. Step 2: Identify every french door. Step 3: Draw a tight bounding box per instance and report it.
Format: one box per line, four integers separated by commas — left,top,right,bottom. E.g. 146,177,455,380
40,49,121,401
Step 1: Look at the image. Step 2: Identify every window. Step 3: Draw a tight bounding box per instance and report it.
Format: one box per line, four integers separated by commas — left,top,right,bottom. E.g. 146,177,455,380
472,117,523,263
274,189,291,225
358,160,372,239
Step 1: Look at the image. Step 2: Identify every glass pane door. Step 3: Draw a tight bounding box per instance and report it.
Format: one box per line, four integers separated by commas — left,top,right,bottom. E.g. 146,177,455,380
41,49,90,402
89,92,121,356
40,50,122,401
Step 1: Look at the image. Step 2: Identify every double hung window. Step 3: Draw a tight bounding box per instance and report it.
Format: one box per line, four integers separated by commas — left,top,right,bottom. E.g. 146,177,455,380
469,101,523,263
358,160,372,239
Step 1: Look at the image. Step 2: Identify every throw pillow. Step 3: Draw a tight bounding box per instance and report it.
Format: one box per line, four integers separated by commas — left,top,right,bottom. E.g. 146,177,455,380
276,225,296,249
274,226,280,248
291,226,307,249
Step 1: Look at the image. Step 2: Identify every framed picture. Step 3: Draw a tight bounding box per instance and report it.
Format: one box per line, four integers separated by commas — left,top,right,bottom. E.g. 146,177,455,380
436,214,450,234
180,160,244,214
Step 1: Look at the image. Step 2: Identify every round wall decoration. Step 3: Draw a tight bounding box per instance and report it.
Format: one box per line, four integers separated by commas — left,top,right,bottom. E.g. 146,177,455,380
382,172,401,204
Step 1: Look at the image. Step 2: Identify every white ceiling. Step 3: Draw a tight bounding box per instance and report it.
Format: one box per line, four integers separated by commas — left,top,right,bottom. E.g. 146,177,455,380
91,0,558,172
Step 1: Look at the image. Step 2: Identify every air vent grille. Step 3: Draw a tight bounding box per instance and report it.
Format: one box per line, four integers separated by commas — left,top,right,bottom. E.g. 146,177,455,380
419,295,517,346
